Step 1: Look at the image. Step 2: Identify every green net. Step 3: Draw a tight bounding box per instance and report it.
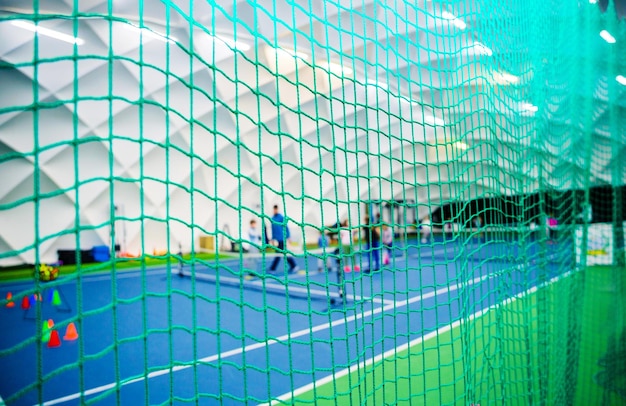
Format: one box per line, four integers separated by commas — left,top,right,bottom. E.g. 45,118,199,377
1,0,625,404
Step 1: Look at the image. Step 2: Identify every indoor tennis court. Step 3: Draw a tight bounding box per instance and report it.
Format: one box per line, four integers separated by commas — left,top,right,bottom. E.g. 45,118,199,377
1,233,571,405
1,0,625,405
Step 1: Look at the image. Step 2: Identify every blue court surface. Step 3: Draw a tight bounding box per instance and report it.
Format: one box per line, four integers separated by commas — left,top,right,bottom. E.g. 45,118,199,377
0,235,571,405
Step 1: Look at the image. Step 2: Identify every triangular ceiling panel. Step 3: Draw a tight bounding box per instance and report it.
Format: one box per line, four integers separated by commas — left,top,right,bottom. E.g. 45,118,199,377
150,78,192,122
0,160,70,206
112,102,167,143
34,105,90,150
0,67,36,113
0,157,32,203
0,19,35,58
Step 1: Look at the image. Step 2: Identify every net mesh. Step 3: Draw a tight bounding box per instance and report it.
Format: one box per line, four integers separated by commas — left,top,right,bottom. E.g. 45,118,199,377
0,0,625,405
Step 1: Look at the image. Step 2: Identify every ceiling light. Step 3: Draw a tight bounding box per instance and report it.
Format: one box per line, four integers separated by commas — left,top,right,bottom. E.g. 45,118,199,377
469,41,493,56
589,0,598,3
325,61,353,76
492,71,520,85
441,11,467,30
600,30,616,43
518,102,538,115
275,47,309,61
617,75,626,86
11,20,84,45
126,24,176,43
366,80,389,89
215,35,250,51
424,115,445,126
454,141,469,150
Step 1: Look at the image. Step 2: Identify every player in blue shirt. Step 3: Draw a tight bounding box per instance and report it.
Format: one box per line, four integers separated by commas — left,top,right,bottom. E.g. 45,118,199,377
268,205,298,273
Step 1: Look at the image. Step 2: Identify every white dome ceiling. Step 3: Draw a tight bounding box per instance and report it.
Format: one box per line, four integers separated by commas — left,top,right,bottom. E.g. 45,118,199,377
0,0,624,266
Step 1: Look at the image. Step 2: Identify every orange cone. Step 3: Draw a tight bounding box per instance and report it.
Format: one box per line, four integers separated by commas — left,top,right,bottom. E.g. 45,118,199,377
64,323,78,341
5,292,15,308
47,330,61,348
21,296,30,309
47,319,54,328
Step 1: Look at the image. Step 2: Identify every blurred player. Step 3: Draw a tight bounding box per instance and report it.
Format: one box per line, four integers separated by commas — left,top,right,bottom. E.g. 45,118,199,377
420,215,432,244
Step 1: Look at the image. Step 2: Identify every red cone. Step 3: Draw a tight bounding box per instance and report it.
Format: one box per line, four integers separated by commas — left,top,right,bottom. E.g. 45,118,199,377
47,330,61,348
21,296,30,309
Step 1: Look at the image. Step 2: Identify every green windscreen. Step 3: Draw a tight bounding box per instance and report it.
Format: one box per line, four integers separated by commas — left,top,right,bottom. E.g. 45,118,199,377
0,0,625,405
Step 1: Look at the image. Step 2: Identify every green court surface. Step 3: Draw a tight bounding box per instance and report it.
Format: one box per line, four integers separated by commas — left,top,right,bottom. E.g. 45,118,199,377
287,266,625,405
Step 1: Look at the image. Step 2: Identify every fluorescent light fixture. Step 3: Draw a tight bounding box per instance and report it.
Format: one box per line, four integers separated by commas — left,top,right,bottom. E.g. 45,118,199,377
600,30,616,43
589,0,598,4
469,41,493,56
366,80,389,90
519,102,538,115
275,47,309,61
11,20,84,45
324,61,353,76
617,75,626,86
215,35,250,51
454,141,469,150
127,24,177,43
424,114,445,126
492,71,520,85
441,11,467,30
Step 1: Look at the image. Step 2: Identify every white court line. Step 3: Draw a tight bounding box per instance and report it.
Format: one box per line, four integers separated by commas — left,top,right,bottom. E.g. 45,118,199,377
264,268,577,405
38,268,498,405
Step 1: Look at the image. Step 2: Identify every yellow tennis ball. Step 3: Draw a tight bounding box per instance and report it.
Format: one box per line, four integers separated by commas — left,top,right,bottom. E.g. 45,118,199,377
38,264,56,282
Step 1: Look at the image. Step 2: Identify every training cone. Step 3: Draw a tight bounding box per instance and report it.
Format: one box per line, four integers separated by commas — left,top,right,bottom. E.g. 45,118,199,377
42,321,51,343
52,290,62,306
5,292,15,308
47,330,61,348
64,323,78,341
21,296,30,310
